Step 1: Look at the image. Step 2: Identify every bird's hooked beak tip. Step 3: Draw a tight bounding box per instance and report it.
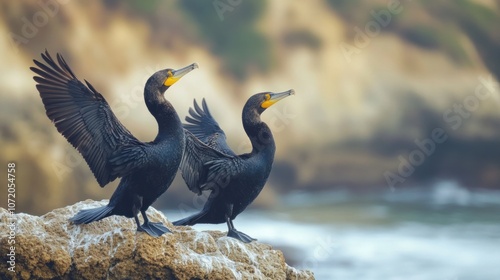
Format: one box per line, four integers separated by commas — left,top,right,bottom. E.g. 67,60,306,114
173,63,198,78
272,89,295,99
261,89,294,109
164,63,198,87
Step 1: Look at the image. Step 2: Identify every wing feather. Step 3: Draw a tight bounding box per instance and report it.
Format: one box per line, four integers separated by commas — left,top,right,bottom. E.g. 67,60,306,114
184,99,236,156
180,131,241,194
31,50,147,187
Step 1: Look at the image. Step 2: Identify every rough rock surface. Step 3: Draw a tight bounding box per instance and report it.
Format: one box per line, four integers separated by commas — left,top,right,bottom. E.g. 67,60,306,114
0,200,314,280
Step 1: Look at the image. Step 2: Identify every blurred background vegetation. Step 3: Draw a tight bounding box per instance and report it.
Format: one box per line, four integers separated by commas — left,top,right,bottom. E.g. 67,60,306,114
0,0,499,214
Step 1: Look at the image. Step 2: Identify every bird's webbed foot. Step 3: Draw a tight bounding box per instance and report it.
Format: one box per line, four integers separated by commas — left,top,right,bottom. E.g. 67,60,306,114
224,203,256,243
227,228,257,243
137,221,171,237
136,224,158,237
135,208,171,237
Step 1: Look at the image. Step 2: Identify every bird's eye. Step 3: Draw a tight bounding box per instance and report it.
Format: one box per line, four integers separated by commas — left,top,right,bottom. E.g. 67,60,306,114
264,94,271,101
167,70,173,77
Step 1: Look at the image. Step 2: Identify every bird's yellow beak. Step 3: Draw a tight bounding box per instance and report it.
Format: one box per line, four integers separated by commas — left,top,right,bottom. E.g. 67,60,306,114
261,89,295,109
164,63,199,87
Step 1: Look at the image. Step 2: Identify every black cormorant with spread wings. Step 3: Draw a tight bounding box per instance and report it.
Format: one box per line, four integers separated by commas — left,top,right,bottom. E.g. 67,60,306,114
30,51,197,237
174,90,294,243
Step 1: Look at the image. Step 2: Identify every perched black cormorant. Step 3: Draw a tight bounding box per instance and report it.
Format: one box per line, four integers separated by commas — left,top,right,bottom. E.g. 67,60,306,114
30,51,197,237
174,90,294,243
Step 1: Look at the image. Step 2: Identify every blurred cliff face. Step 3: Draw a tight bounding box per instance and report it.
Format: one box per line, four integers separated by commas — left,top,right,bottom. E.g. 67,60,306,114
1,0,499,214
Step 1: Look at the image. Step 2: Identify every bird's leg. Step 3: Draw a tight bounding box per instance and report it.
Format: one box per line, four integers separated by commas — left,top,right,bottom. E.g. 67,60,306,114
133,195,163,237
133,195,153,235
226,209,235,231
230,218,254,241
132,195,141,228
225,203,256,243
140,210,170,236
133,214,142,230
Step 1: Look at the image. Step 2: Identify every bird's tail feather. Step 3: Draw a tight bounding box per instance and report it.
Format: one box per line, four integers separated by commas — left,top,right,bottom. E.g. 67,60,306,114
70,205,113,224
173,211,208,226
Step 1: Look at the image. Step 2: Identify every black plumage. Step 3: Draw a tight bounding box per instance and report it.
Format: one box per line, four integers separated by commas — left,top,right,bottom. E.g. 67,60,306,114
174,90,294,243
31,50,197,237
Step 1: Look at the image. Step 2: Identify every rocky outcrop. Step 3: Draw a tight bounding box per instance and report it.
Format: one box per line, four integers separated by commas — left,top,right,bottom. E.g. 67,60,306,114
0,200,314,280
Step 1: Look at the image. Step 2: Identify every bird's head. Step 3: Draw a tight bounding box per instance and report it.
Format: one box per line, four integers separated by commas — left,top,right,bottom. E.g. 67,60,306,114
245,89,295,115
147,63,198,93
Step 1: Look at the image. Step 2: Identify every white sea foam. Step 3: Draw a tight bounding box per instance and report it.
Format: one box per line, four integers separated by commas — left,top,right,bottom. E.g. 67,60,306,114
165,184,500,280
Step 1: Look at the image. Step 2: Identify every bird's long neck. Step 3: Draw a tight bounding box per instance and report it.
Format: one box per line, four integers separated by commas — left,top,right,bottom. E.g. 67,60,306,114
144,86,182,142
242,108,276,156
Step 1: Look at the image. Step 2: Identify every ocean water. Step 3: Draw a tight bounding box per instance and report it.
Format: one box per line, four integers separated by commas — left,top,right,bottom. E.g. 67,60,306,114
165,182,500,280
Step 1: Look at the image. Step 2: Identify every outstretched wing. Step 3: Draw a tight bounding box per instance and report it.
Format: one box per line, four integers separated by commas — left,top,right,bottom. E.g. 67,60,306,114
184,99,236,156
180,131,242,195
31,51,147,187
